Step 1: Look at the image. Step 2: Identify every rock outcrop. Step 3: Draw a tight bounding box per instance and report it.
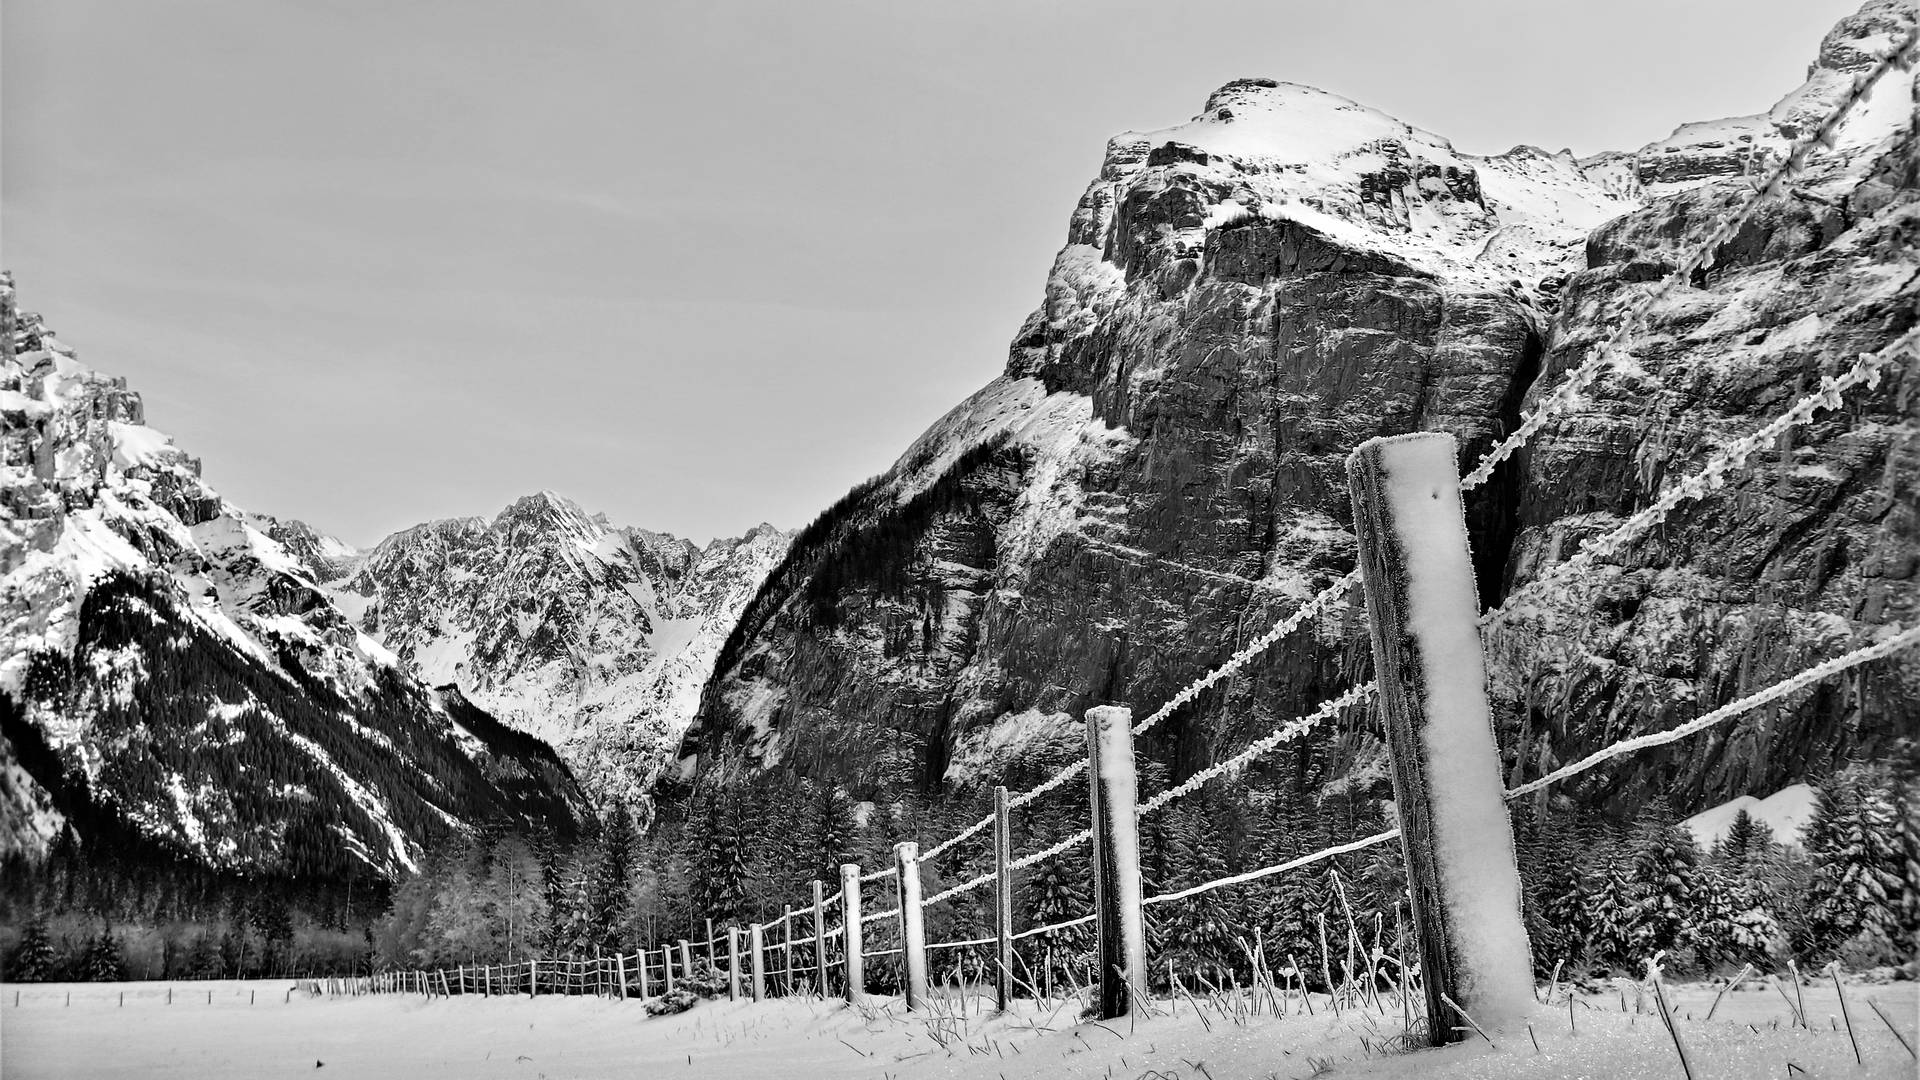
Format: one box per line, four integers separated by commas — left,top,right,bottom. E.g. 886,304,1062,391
678,0,1916,819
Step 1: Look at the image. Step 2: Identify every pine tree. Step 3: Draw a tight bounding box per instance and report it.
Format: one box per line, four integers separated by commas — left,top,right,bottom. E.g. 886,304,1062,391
1803,767,1905,960
1580,837,1640,970
1156,804,1233,970
1720,809,1776,870
8,917,56,981
587,805,638,952
1626,804,1702,962
690,791,753,924
82,925,125,982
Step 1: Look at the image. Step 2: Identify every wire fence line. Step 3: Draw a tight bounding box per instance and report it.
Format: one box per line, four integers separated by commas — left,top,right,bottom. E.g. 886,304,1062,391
334,21,1918,1019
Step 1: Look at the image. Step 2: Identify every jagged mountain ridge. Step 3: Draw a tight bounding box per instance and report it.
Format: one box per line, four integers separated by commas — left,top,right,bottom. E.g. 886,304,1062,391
334,495,788,808
0,277,589,876
678,0,1917,819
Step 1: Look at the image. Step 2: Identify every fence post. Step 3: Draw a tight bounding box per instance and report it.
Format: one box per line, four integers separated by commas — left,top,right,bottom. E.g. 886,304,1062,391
993,785,1014,1012
678,939,693,981
779,905,794,997
840,862,865,1003
662,944,675,995
705,918,716,965
812,880,828,999
616,952,629,999
529,959,538,997
893,842,931,1009
1345,431,1535,1043
1086,705,1147,1020
749,923,766,1002
727,928,741,1000
637,946,651,999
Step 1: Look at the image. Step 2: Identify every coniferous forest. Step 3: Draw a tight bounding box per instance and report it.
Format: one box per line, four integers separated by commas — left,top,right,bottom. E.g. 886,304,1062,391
14,756,1906,987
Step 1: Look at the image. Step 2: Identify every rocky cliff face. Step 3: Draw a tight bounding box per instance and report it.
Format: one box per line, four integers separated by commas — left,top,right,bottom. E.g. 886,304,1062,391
0,275,588,875
1486,0,1920,813
335,498,787,808
679,0,1916,817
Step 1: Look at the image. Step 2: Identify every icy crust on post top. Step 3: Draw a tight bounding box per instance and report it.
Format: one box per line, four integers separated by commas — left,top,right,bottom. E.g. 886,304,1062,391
1373,433,1534,1023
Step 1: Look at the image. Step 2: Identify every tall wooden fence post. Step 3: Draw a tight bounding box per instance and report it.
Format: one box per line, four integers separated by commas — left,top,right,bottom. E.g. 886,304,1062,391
749,923,766,1002
1086,705,1147,1020
616,952,629,999
662,944,675,995
1346,431,1535,1043
993,785,1014,1012
811,880,829,999
529,959,538,997
894,842,930,1009
840,863,865,1004
678,939,693,981
637,947,651,999
705,918,716,965
727,928,742,1001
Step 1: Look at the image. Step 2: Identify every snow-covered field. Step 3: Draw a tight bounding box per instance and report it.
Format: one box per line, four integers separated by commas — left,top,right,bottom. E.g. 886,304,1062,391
3,979,1913,1079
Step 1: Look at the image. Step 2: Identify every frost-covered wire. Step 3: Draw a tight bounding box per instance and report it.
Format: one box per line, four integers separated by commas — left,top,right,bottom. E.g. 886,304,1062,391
1011,912,1096,941
921,869,997,908
859,867,893,885
926,572,1359,860
860,905,902,925
1459,21,1918,494
926,934,997,951
1131,570,1360,737
918,814,994,865
1140,828,1402,908
1507,623,1920,800
1485,332,1916,629
1008,827,1095,872
1134,683,1376,817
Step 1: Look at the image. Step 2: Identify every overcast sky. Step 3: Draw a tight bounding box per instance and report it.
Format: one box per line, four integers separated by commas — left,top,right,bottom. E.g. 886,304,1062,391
3,0,1861,546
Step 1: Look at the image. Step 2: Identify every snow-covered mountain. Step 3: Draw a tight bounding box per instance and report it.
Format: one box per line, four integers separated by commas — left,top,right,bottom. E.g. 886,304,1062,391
678,0,1917,817
333,497,787,808
0,275,589,875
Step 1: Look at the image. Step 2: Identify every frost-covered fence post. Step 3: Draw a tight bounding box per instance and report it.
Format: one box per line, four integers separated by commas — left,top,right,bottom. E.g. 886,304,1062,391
749,923,766,1002
529,959,538,997
994,784,1014,1012
894,841,931,1009
705,918,716,965
1345,432,1534,1043
812,879,829,998
1086,705,1147,1020
841,863,865,1003
616,952,629,999
781,904,796,996
678,939,693,981
726,928,741,1001
637,947,651,999
662,944,675,994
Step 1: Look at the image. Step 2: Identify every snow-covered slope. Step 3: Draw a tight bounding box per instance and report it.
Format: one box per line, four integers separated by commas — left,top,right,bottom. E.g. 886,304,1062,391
1683,784,1819,850
335,498,787,807
0,274,587,874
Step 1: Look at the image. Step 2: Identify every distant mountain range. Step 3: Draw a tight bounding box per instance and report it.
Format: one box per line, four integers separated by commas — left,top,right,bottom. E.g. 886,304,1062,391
0,277,784,877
